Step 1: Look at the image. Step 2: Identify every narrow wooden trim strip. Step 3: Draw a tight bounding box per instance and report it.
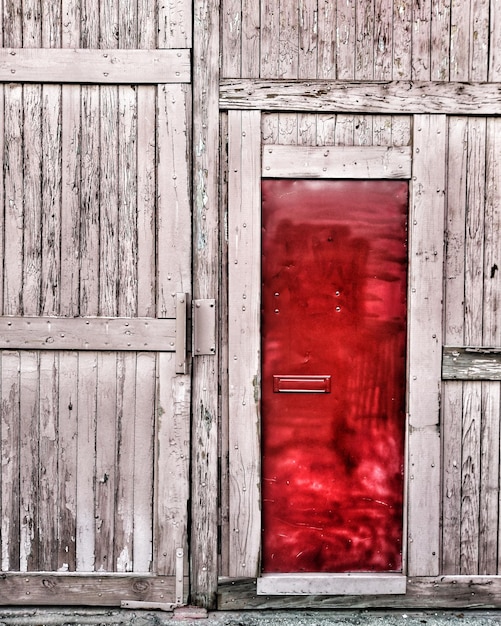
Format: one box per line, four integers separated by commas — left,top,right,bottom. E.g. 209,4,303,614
227,110,262,579
262,145,412,179
0,573,185,606
406,115,447,577
443,347,501,380
0,317,176,351
0,49,191,84
257,574,406,596
220,79,501,115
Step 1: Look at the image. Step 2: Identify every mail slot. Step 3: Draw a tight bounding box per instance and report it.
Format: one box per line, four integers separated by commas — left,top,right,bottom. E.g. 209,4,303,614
273,375,331,393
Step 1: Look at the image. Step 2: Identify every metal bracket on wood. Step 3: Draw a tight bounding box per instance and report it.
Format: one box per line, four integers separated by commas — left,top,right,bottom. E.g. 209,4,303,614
120,548,185,612
175,293,189,374
193,299,216,356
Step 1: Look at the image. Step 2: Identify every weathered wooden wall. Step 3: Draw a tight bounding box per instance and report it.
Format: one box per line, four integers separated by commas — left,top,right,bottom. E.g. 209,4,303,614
221,0,500,81
0,0,192,604
218,0,501,608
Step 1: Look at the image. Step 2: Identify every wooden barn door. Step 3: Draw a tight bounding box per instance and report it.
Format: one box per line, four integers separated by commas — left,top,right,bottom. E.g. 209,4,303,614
0,2,191,607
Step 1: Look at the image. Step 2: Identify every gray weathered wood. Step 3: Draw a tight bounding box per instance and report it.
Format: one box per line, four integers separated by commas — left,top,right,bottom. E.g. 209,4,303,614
262,144,411,178
0,573,180,606
227,110,261,578
443,348,501,380
0,317,176,351
257,574,406,596
220,80,501,114
217,575,501,610
406,115,447,577
0,49,191,83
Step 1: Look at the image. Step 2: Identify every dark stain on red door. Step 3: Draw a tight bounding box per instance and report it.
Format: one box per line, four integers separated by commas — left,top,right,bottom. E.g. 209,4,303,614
261,179,408,574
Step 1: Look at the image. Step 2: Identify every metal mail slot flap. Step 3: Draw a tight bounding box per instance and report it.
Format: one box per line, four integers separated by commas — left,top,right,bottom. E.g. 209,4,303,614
273,375,331,393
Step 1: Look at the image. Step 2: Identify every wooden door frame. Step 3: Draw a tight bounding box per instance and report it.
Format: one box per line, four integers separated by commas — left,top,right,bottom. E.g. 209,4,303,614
225,110,446,593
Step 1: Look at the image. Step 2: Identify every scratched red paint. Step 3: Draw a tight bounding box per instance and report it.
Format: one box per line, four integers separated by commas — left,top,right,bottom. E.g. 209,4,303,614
261,179,408,573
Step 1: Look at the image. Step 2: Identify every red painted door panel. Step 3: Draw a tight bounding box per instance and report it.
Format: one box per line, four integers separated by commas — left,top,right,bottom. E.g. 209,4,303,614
261,179,408,573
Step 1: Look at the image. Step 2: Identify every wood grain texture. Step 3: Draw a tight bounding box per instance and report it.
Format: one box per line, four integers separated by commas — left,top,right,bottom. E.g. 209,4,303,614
192,0,220,607
220,80,501,114
262,144,412,178
0,49,191,83
443,348,501,381
227,110,261,578
406,115,447,577
218,576,501,610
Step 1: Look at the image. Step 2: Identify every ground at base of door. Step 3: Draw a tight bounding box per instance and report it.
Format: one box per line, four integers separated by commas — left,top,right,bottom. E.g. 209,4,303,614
0,609,500,626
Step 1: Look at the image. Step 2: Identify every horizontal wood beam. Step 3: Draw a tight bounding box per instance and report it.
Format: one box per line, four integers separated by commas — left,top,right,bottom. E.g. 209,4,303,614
263,145,411,179
443,346,501,380
0,573,185,606
0,49,191,84
218,576,501,609
0,316,176,351
220,80,501,115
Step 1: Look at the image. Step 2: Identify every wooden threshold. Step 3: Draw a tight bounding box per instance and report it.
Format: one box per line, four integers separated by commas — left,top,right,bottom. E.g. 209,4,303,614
218,576,501,609
257,574,406,596
442,346,501,380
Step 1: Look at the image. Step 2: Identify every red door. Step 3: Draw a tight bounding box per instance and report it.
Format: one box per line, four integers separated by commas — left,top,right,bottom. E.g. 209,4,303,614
261,179,408,574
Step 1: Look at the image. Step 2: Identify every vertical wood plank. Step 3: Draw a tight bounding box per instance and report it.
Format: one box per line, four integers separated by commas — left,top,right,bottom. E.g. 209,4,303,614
279,0,298,78
412,0,431,79
222,0,241,77
155,354,190,576
3,83,24,316
158,0,192,48
80,0,99,48
407,114,446,577
22,82,42,316
393,0,412,79
133,352,155,572
374,0,393,80
298,0,318,78
114,353,136,572
192,0,219,606
317,0,336,78
490,0,501,80
80,85,100,317
336,0,356,79
62,0,81,48
138,0,157,48
38,352,59,571
156,83,191,580
355,0,375,79
99,86,119,317
242,0,260,77
118,84,138,317
57,352,78,572
450,0,470,80
470,0,489,81
41,86,62,316
157,85,191,319
227,110,261,578
19,352,39,572
442,116,468,575
0,0,3,315
137,86,156,319
260,0,280,77
94,353,117,572
1,352,21,571
218,112,230,577
76,352,97,572
60,85,81,316
431,0,450,80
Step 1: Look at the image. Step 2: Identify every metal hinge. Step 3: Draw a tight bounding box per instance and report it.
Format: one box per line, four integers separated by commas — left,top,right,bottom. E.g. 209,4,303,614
192,299,216,356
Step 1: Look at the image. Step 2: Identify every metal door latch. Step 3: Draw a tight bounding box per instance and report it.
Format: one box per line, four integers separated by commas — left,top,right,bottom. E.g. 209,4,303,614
193,299,216,356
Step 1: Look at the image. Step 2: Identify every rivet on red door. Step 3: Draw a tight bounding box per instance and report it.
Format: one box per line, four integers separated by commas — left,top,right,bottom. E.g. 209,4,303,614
261,179,408,574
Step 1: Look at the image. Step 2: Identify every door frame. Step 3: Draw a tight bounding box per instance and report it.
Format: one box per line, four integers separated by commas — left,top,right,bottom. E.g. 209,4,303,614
226,110,446,594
